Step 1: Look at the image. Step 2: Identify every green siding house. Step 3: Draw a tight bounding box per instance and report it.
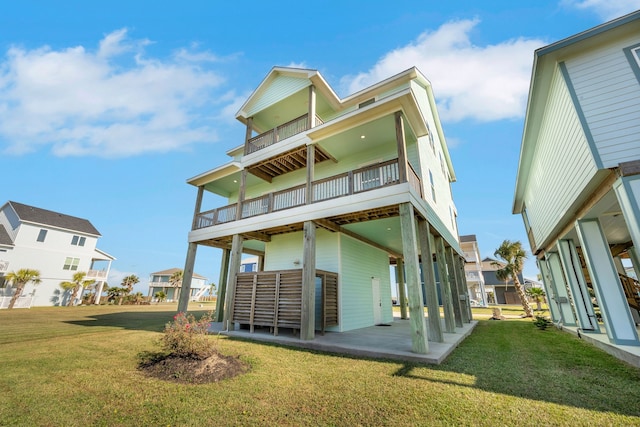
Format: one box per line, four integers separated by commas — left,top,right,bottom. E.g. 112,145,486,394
514,11,640,357
180,66,470,355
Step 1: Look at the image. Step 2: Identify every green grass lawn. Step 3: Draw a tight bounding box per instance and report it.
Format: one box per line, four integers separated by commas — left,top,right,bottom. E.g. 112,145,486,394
1,304,639,426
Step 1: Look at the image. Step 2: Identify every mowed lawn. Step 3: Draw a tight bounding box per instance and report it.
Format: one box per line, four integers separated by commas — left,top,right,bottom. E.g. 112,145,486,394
1,304,639,426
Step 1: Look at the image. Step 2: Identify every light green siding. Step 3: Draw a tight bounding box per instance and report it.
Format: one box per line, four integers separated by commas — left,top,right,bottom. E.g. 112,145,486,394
524,66,599,246
564,34,640,168
339,233,393,331
264,229,339,272
246,75,311,117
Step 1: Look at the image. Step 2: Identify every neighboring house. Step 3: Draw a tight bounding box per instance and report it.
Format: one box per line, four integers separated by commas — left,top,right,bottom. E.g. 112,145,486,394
148,268,208,302
513,11,640,351
0,201,114,307
459,235,487,306
180,66,471,355
481,257,525,305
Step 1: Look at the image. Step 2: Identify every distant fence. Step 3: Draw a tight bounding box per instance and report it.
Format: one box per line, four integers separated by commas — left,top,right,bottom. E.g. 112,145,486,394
0,296,33,309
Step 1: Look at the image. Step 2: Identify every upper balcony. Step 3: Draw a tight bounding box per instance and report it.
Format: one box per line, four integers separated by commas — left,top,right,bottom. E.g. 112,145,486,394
194,158,422,230
245,113,324,155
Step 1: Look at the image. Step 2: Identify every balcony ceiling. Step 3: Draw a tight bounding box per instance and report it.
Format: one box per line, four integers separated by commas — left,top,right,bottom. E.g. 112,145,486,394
319,114,417,160
247,145,334,182
251,88,335,134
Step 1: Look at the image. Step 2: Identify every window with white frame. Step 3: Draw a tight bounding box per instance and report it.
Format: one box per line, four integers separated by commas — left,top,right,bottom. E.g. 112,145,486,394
36,229,47,242
429,170,436,202
427,123,435,153
632,46,640,67
71,235,86,246
63,257,80,271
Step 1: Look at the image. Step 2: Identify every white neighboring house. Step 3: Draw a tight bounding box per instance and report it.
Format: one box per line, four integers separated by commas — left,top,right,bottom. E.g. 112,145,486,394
148,268,208,302
0,201,114,307
459,235,487,307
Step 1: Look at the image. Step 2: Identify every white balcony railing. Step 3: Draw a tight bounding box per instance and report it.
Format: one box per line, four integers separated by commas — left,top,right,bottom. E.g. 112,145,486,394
194,159,409,230
86,269,107,279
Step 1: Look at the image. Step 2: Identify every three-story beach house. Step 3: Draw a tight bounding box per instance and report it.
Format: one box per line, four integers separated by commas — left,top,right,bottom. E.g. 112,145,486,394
180,67,471,354
0,201,114,307
513,11,640,356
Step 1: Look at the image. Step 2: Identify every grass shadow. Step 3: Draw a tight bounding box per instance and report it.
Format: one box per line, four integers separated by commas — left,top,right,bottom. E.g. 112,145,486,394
64,308,213,333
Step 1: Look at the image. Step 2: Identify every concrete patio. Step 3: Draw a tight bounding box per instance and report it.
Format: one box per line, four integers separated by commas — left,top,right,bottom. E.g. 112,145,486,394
209,317,478,364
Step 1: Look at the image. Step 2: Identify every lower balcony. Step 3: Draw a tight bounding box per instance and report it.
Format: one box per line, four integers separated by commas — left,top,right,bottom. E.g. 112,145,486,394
194,159,422,230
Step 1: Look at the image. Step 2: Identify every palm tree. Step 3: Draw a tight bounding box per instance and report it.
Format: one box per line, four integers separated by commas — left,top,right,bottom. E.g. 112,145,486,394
154,290,166,304
169,270,183,302
493,240,534,317
121,275,139,294
4,269,41,309
526,287,546,311
59,272,95,307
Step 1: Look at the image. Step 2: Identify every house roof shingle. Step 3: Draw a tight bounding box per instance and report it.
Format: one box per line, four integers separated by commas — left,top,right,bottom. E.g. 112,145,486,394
0,224,13,246
8,201,101,236
151,268,206,280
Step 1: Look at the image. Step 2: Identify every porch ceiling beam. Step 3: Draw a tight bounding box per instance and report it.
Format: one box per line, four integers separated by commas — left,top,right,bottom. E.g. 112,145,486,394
314,218,340,232
340,227,402,259
242,231,272,242
247,166,273,183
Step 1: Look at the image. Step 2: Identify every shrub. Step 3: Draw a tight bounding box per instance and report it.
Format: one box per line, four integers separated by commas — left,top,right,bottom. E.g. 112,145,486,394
533,315,552,330
161,312,214,359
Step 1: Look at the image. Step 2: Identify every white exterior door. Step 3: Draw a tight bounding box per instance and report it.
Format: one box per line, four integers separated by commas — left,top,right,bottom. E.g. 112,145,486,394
372,277,382,325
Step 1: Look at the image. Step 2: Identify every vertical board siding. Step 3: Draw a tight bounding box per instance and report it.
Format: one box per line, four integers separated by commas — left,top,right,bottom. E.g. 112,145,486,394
565,34,640,167
339,234,392,330
245,76,311,117
525,66,598,245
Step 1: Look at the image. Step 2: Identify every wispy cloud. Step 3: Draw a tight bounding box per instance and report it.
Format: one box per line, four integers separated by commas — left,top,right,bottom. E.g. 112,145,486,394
562,0,640,21
0,29,235,157
340,19,544,123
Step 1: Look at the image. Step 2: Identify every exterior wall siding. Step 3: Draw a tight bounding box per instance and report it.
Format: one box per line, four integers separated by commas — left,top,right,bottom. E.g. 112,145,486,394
338,233,393,330
245,76,311,117
523,65,599,246
564,33,640,168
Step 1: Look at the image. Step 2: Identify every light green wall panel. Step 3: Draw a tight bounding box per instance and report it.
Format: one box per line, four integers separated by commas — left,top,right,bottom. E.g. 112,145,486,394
246,75,310,117
524,66,599,246
339,234,393,331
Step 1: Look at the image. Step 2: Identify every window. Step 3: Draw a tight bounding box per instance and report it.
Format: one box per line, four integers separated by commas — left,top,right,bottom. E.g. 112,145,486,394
439,152,445,176
633,46,640,67
358,98,375,108
71,235,86,246
63,257,80,271
429,170,436,203
427,124,435,153
36,229,47,242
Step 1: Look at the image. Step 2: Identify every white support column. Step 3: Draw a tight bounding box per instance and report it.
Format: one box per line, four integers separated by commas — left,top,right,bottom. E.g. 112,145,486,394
546,252,577,326
445,247,463,328
538,258,561,323
417,218,443,342
396,260,408,320
223,234,244,331
214,248,231,322
178,242,198,313
557,239,600,332
576,218,640,346
300,220,316,341
399,203,429,354
435,236,455,333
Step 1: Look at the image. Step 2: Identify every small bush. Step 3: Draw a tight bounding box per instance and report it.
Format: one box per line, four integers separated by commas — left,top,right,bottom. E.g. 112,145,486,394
160,311,215,359
533,315,552,330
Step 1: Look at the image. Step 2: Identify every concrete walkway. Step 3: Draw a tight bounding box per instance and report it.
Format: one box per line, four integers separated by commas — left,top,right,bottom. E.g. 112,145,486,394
209,318,478,364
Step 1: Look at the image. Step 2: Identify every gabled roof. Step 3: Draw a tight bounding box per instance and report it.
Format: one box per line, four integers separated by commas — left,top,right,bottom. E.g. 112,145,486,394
5,201,101,236
513,10,640,213
0,224,13,247
150,267,206,280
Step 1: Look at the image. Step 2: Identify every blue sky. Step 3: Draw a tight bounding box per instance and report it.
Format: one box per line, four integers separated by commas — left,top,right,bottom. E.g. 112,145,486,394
2,0,640,293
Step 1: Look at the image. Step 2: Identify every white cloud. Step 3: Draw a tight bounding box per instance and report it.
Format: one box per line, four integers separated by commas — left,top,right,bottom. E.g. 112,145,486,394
562,0,640,21
341,19,544,123
0,29,234,157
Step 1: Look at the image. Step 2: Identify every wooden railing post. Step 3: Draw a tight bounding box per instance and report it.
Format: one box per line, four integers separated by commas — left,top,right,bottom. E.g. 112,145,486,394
395,111,408,183
236,169,247,221
306,145,315,204
191,186,204,230
308,85,316,128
